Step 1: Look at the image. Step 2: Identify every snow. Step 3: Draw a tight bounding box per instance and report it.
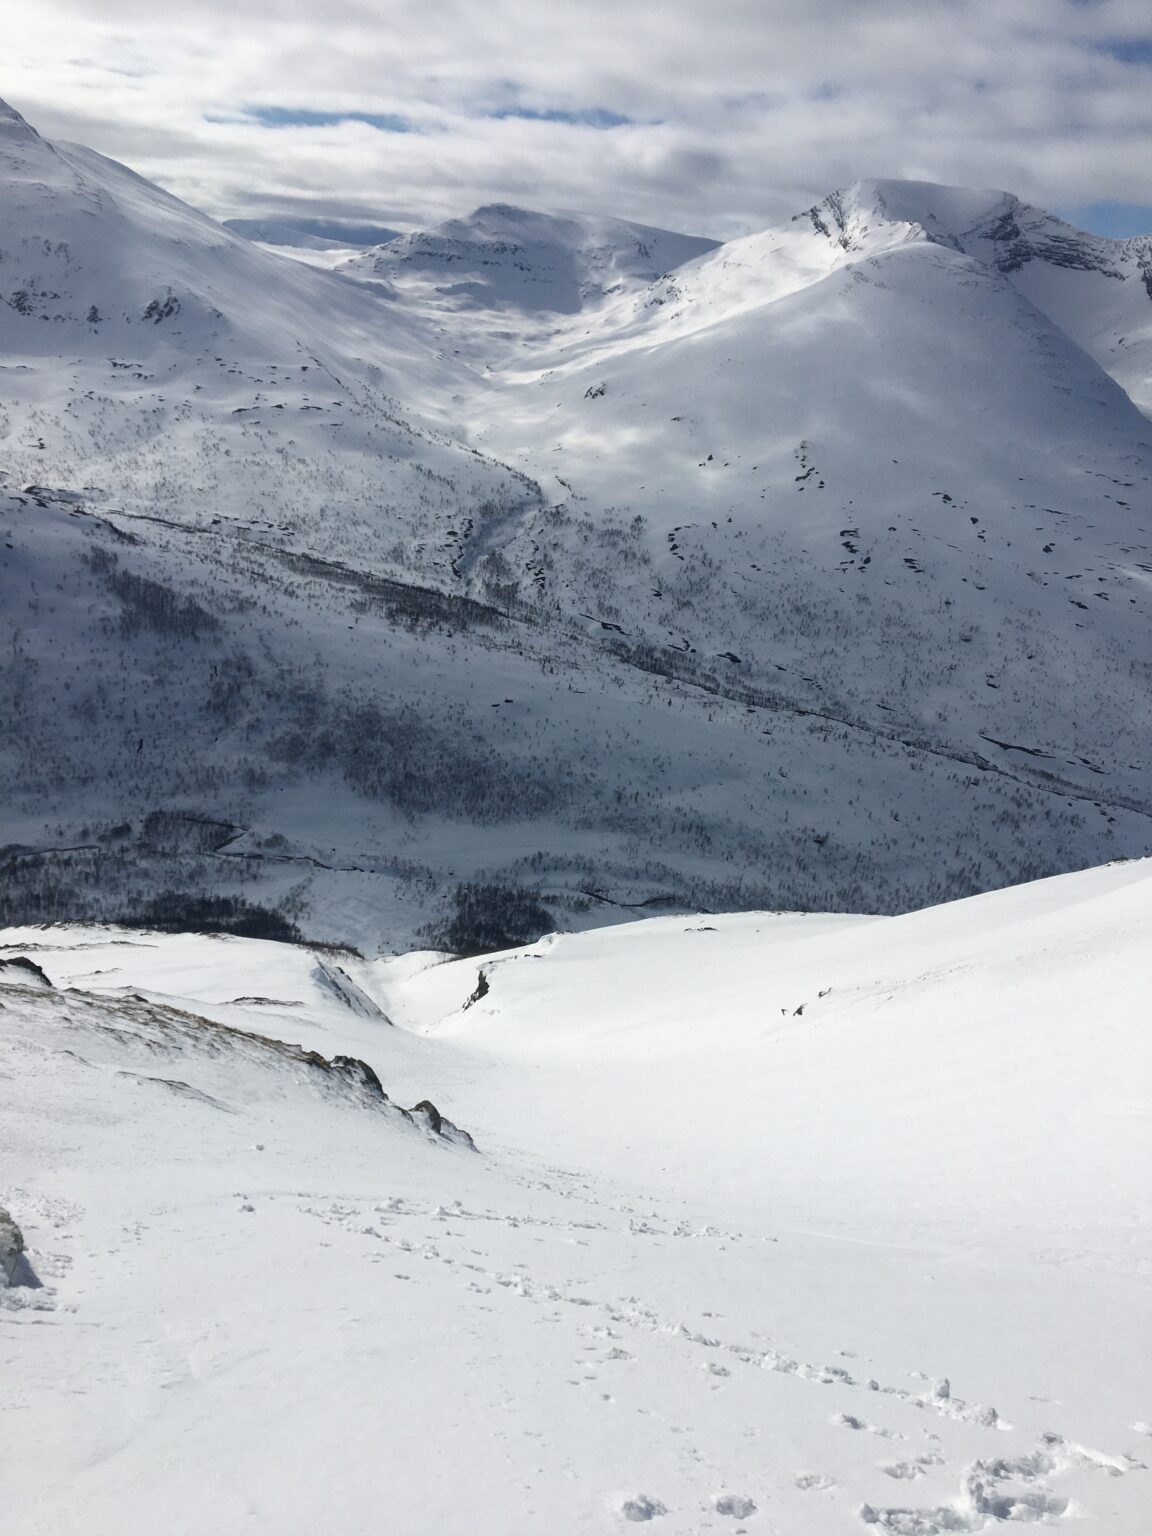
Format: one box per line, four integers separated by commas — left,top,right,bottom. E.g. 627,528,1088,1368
2,98,1151,942
3,859,1150,1532
2,89,1148,1536
341,203,721,315
852,180,1152,416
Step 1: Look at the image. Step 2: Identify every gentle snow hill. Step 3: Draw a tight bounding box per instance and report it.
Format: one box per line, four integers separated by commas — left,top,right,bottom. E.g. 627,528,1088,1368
2,860,1150,1534
382,857,1152,1249
222,216,402,272
341,203,721,315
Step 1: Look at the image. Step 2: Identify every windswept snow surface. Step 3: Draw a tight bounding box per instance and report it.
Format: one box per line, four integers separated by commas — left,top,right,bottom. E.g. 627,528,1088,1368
3,860,1150,1533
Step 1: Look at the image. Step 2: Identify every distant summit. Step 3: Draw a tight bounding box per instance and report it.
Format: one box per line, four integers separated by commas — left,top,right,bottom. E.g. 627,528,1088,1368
342,204,720,314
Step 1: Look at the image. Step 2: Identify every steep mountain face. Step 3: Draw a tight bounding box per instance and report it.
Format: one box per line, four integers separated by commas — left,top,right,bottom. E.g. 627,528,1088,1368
448,185,1152,871
341,204,721,315
0,98,533,573
2,101,1150,947
796,179,1152,413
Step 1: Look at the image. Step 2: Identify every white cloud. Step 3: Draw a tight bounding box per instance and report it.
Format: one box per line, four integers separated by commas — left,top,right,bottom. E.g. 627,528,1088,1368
5,0,1152,235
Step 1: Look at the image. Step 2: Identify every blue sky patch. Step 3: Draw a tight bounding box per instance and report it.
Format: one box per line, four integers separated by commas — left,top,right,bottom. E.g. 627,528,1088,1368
486,106,635,128
236,106,415,132
1062,201,1152,239
1091,36,1152,65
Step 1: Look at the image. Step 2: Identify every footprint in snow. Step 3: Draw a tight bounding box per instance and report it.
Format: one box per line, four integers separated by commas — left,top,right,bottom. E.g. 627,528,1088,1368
618,1493,667,1522
856,1437,1141,1534
881,1462,926,1481
714,1493,757,1517
795,1472,837,1492
833,1412,900,1439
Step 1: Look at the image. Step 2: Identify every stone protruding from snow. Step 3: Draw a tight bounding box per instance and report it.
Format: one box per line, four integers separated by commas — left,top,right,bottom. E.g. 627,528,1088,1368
618,1493,667,1522
408,1099,477,1150
0,1207,25,1285
0,956,54,989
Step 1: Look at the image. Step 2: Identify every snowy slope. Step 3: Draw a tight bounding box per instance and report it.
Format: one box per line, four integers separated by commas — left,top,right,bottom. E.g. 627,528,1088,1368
3,859,1150,1533
461,186,1152,829
0,97,527,543
2,97,1152,944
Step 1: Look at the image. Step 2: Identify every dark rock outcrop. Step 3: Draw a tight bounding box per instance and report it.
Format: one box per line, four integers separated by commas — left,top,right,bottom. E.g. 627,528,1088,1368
0,1207,25,1284
0,955,54,988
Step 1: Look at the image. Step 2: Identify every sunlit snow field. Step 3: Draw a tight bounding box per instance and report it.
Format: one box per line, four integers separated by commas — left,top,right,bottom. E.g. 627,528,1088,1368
3,859,1150,1533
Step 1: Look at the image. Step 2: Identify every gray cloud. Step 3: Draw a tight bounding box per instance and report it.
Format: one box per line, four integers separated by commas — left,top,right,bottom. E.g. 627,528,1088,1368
6,0,1152,237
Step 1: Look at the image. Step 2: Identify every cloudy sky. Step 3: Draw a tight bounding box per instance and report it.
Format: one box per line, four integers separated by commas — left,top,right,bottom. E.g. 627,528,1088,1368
6,0,1152,239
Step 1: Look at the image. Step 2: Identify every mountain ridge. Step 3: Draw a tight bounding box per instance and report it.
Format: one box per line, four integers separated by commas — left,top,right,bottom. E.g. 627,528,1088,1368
792,177,1152,410
341,202,721,315
1,97,1149,948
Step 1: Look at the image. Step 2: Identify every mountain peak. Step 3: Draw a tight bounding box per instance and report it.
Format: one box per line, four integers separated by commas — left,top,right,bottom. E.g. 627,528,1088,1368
854,177,1017,229
468,202,539,224
793,178,1021,255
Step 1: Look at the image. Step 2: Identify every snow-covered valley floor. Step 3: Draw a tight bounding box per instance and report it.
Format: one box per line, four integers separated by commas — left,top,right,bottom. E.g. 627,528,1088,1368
2,859,1150,1533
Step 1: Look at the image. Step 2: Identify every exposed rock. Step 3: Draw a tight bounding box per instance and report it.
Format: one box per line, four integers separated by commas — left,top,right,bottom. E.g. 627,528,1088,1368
0,955,54,988
330,1054,388,1099
0,1207,25,1284
462,970,489,1010
410,1097,443,1133
408,1099,476,1150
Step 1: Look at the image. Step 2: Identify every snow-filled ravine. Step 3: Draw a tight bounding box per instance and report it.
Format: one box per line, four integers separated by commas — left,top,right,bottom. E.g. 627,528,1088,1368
3,858,1150,1534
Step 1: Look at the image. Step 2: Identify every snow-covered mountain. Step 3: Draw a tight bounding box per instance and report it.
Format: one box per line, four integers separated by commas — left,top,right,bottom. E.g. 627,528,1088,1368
2,97,1151,945
0,96,530,548
797,178,1152,414
341,203,721,314
4,857,1150,1532
458,178,1152,818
